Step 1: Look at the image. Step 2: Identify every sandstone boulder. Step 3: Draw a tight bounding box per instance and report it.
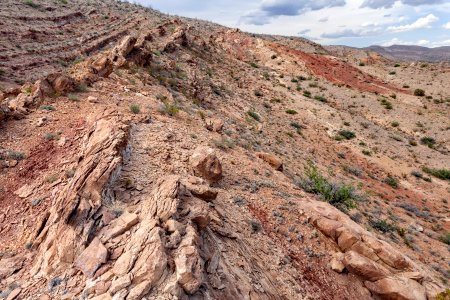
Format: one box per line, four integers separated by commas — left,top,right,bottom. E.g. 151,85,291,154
190,146,222,183
342,251,390,281
256,152,283,171
0,256,25,280
74,237,108,278
364,276,427,300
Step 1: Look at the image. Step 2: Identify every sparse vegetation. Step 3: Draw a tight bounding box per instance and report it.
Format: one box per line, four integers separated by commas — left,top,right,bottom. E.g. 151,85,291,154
8,151,26,161
384,176,399,189
337,130,356,140
159,102,179,116
420,137,436,148
303,90,311,98
369,219,396,233
298,161,360,211
247,110,261,122
439,232,450,245
391,121,399,127
422,167,450,180
67,94,79,101
314,95,327,102
130,104,141,114
40,105,55,111
285,109,297,115
414,89,425,97
380,98,393,110
254,90,263,97
24,0,39,8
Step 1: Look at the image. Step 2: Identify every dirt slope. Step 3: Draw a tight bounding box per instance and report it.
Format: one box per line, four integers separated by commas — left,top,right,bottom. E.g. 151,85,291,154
0,1,449,300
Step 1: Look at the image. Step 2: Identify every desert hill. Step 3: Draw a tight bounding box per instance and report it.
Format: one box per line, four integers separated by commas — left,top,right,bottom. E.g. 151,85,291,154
0,1,449,300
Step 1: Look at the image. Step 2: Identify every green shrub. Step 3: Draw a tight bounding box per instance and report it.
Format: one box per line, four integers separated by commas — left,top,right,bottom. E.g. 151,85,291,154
297,161,360,211
362,149,371,156
389,71,396,75
414,89,425,97
247,110,261,122
380,98,393,109
249,62,259,68
422,167,450,180
271,55,277,59
337,130,356,140
40,105,55,111
303,90,311,98
439,232,450,245
359,62,365,66
9,151,26,160
314,95,327,102
130,104,140,114
391,121,399,127
24,0,39,8
67,94,79,101
75,84,88,92
285,109,297,115
369,219,396,233
160,102,179,116
44,133,59,140
384,176,399,189
420,137,436,148
394,63,400,67
254,90,263,97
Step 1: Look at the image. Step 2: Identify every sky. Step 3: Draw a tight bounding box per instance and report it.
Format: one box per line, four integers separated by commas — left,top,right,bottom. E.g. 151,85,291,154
129,0,450,48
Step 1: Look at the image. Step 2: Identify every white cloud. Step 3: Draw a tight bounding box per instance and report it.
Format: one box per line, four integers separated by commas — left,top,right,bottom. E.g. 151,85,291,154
417,39,429,45
361,0,444,9
444,21,450,29
388,14,438,32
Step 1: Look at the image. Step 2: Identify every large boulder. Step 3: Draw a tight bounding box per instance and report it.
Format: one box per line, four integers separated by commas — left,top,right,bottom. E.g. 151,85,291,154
364,276,427,300
342,251,390,281
190,146,222,183
74,237,108,278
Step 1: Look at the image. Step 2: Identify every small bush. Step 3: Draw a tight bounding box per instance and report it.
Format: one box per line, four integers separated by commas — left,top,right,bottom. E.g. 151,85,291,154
394,63,400,67
247,110,261,122
359,62,365,66
75,84,88,92
303,90,311,98
314,95,327,102
160,102,179,116
297,161,360,211
337,130,356,140
343,165,363,177
414,89,425,97
362,149,371,156
271,55,277,59
213,137,235,150
40,105,55,111
403,84,410,88
285,109,297,115
391,121,399,127
422,167,450,180
254,90,263,97
420,137,436,148
44,133,59,140
249,62,259,68
9,151,26,160
24,0,39,8
384,176,399,189
130,104,140,114
369,219,396,233
439,232,450,245
389,71,396,75
290,122,302,129
380,98,393,110
67,94,79,101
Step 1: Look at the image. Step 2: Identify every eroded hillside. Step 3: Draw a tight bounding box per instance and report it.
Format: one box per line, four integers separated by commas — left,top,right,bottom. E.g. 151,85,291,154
0,1,449,300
